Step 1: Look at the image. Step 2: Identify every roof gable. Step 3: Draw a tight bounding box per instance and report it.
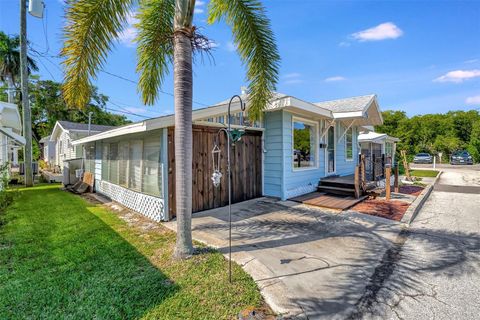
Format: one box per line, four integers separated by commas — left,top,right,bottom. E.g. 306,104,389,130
58,120,116,132
314,95,376,113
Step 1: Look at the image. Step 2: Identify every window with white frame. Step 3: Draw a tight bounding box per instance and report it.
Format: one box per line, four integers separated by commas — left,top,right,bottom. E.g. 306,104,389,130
293,119,317,169
345,127,353,161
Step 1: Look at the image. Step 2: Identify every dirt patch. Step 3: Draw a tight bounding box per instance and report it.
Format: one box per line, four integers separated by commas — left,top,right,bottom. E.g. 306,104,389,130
399,185,424,196
352,199,410,221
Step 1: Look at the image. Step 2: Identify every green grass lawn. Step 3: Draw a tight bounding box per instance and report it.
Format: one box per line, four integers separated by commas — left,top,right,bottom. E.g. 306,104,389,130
410,170,439,178
0,185,266,319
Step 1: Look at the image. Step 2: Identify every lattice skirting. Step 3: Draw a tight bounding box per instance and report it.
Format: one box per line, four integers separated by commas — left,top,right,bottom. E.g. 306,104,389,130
96,180,166,222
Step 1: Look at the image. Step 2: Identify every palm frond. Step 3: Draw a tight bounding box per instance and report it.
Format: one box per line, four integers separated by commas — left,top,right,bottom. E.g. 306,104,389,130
136,0,175,105
207,0,280,120
61,0,134,108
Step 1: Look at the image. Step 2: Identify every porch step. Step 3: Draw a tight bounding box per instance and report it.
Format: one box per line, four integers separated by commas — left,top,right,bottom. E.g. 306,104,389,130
320,180,355,189
317,185,356,196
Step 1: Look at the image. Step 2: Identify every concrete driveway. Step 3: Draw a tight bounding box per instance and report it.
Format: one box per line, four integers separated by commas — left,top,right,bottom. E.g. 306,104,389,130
360,166,480,319
165,199,403,319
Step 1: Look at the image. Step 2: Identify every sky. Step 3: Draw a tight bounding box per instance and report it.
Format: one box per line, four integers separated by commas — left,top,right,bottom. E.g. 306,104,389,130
1,0,479,121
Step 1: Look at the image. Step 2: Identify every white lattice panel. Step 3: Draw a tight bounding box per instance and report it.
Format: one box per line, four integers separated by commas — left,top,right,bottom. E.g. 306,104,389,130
97,180,166,221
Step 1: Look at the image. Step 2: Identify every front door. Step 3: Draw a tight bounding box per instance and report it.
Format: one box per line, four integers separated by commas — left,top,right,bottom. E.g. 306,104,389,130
327,126,335,174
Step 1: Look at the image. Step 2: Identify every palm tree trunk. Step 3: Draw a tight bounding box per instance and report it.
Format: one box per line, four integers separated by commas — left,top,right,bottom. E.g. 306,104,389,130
173,30,194,258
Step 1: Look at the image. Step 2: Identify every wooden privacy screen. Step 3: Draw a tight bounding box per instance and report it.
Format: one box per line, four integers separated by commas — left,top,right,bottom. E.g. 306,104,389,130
168,125,263,219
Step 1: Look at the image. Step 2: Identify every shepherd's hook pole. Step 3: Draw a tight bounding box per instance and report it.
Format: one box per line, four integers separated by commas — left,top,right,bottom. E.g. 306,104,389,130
227,95,245,283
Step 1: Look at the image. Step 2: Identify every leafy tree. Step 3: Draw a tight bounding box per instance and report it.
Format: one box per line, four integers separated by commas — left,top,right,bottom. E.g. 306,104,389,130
61,0,280,258
376,109,480,162
0,78,130,161
0,31,38,102
467,121,480,162
29,80,130,139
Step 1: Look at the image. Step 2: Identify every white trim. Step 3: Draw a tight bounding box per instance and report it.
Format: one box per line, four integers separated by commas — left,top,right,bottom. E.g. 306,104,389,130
72,121,147,145
325,122,336,175
291,116,319,171
0,127,25,145
266,96,332,118
332,111,364,119
320,119,335,140
338,119,356,142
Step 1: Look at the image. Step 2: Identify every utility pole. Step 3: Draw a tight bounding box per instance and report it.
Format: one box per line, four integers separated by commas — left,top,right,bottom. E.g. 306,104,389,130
20,0,33,187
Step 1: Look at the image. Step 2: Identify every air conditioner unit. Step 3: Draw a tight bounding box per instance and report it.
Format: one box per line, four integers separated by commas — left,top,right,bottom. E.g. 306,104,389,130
29,0,44,18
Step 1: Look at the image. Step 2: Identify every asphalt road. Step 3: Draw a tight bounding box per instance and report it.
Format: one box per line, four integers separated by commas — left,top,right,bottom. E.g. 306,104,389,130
357,166,480,319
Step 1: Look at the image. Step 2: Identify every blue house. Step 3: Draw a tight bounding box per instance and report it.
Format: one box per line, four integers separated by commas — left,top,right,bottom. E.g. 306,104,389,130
72,93,383,221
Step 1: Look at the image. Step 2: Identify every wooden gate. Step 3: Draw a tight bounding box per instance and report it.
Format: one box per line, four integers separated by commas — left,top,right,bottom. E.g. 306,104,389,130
168,125,263,219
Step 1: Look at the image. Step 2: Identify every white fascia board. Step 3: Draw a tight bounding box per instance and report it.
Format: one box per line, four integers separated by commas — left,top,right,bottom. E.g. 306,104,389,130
266,96,333,118
72,122,147,145
49,122,64,141
192,120,265,131
332,111,365,119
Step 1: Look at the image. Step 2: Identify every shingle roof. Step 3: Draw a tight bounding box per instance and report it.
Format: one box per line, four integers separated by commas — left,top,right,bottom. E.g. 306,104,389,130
314,94,375,113
58,120,116,132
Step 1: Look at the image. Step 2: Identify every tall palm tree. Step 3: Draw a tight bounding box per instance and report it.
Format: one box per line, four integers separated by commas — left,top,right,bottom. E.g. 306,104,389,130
0,32,38,103
62,0,280,258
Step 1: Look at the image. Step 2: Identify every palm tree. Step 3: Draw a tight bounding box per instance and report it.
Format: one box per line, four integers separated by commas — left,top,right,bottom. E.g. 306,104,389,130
62,0,280,258
0,32,38,103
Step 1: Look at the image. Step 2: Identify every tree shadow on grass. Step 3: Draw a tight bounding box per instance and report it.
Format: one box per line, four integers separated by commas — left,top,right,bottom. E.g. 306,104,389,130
0,185,178,319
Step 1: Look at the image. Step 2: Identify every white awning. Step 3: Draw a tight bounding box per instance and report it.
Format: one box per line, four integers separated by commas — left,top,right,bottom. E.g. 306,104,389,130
0,127,26,145
0,101,22,131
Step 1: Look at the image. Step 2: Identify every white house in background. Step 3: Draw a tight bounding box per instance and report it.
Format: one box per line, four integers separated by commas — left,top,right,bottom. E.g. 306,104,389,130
0,101,25,167
39,135,56,164
358,131,400,165
49,121,116,170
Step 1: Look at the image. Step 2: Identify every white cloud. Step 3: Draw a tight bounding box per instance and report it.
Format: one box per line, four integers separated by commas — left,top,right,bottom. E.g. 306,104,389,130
283,73,301,79
209,40,220,48
284,79,303,85
465,59,479,64
466,95,480,105
434,69,480,83
194,1,205,14
282,73,303,85
351,22,403,42
226,41,236,52
118,11,138,47
325,76,346,82
338,41,351,47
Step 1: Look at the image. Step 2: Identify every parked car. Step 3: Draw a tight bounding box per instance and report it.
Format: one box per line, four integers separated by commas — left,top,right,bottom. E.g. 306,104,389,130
413,153,433,164
450,150,473,165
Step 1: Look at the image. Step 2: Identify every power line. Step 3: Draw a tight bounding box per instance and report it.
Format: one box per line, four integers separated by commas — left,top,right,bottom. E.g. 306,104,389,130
106,102,151,119
28,44,211,108
99,70,210,107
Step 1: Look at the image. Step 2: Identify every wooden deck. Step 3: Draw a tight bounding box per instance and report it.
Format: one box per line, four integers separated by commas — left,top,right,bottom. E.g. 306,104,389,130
290,191,367,210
